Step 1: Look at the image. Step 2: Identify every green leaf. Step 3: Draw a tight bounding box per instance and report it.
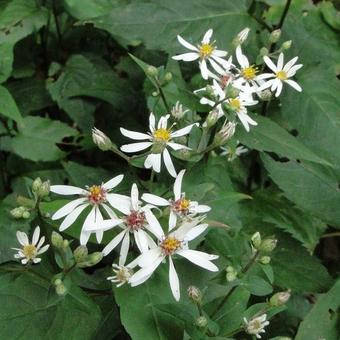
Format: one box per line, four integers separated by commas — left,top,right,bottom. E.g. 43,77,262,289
0,271,102,339
262,154,340,228
236,115,329,166
0,85,23,123
9,116,78,162
295,279,340,340
0,0,48,83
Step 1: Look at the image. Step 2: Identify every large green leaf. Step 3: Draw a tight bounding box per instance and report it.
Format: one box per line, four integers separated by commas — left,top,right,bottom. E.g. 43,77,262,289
295,279,340,340
9,116,78,162
0,85,23,123
0,271,101,339
0,0,48,83
236,115,329,165
262,154,340,228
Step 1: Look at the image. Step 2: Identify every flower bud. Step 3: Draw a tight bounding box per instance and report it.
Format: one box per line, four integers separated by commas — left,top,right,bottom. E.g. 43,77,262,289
259,47,269,56
73,245,88,263
205,85,215,97
54,278,62,286
226,265,234,273
233,27,250,46
214,121,236,146
32,177,42,193
225,85,240,99
55,282,67,296
196,316,208,328
259,256,271,265
38,180,50,197
258,89,272,101
269,29,281,43
22,211,31,219
88,252,103,265
205,109,220,128
269,290,291,307
163,72,172,82
187,286,202,304
226,271,237,282
51,231,64,248
152,91,159,97
178,148,192,160
251,232,262,249
146,65,158,78
63,239,69,248
92,127,113,151
281,40,292,50
10,207,23,219
259,238,277,252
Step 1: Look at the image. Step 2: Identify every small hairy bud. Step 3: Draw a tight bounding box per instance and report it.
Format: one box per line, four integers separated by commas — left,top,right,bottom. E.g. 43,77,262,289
10,206,29,219
196,316,208,328
214,121,236,146
92,127,113,151
259,256,271,265
269,290,291,307
32,177,42,193
73,245,88,263
233,27,250,46
63,239,69,249
38,180,50,197
260,238,278,252
259,47,269,56
282,40,292,50
51,231,64,249
269,29,281,43
187,286,202,304
226,271,237,282
251,232,262,249
22,211,31,219
55,282,68,296
205,110,220,128
163,72,172,82
258,89,272,101
146,65,158,77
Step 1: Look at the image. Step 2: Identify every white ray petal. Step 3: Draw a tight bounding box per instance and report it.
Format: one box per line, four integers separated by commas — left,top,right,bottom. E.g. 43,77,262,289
163,149,177,178
16,231,29,246
52,197,87,220
195,204,211,213
120,142,152,153
169,256,180,301
199,59,209,80
144,153,162,173
134,229,149,253
277,53,284,70
263,56,277,73
120,128,150,141
286,64,303,77
275,81,283,97
36,236,45,249
50,185,85,196
171,123,198,138
167,142,190,151
283,56,298,72
149,112,156,132
177,34,198,51
131,183,139,211
142,193,169,206
174,169,185,200
172,52,199,61
31,226,40,246
202,28,213,44
184,223,208,241
80,230,91,245
177,249,218,271
169,211,177,231
285,79,302,92
103,174,124,190
37,244,49,255
102,229,127,256
136,247,163,267
119,231,130,266
106,193,131,215
59,204,89,231
144,209,164,239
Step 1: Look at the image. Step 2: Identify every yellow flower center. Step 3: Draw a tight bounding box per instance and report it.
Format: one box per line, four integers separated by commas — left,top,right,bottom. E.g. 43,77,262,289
153,128,171,142
276,70,287,80
229,98,241,111
23,244,37,259
88,185,106,204
160,236,182,256
241,66,258,80
199,43,214,58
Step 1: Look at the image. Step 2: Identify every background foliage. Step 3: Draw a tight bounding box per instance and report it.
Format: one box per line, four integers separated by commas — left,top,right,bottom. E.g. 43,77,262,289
0,0,339,339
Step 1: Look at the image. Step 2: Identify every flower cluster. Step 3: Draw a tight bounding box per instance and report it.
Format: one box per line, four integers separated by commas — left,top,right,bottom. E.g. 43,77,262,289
48,170,218,301
172,28,302,132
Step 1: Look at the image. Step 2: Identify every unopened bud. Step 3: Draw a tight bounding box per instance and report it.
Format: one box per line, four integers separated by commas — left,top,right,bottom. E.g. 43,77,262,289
259,256,271,265
226,265,234,273
269,290,291,307
187,286,202,304
281,40,292,50
226,271,237,282
258,89,272,101
164,72,172,82
178,148,192,160
54,278,62,286
259,47,269,56
152,91,159,97
214,121,236,146
38,180,50,197
251,232,262,249
88,252,103,265
269,29,281,43
205,85,215,97
55,282,67,296
233,27,250,46
10,206,29,219
32,177,42,193
196,316,208,328
63,239,69,248
73,245,88,263
22,211,31,219
146,65,158,78
260,238,277,252
225,85,240,98
51,231,64,248
92,127,113,151
205,109,220,128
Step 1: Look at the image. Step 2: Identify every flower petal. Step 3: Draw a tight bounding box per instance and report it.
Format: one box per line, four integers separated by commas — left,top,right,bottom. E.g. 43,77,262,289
144,153,161,173
195,204,211,213
171,123,198,138
202,28,213,44
172,52,199,61
285,79,302,92
144,209,165,239
131,183,139,211
149,112,156,132
120,127,150,140
184,223,208,241
50,185,84,196
103,174,124,190
263,56,277,73
199,59,209,80
16,231,29,246
52,197,88,220
134,229,149,253
136,248,163,268
142,193,169,206
106,193,131,215
37,244,49,255
80,230,91,245
169,211,177,231
275,81,283,97
163,149,177,178
120,142,152,153
102,229,127,256
277,52,284,71
119,231,130,266
59,204,89,232
177,249,219,271
176,34,198,51
174,169,185,200
31,226,40,246
167,142,190,151
283,56,298,72
169,256,180,301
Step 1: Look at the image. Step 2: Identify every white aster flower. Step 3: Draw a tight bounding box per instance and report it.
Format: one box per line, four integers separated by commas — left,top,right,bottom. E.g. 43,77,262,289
171,101,189,120
257,52,303,97
142,169,210,230
12,226,49,264
120,112,198,177
244,314,270,339
129,218,218,301
221,142,248,162
88,183,163,265
50,175,128,245
172,28,230,79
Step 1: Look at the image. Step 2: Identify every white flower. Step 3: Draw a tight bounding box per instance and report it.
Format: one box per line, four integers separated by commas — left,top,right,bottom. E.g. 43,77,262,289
92,127,112,151
88,184,163,265
142,169,210,230
129,218,218,301
235,27,250,45
50,175,128,245
12,226,49,264
200,80,258,131
257,53,303,97
244,314,270,339
120,113,198,177
172,29,230,79
221,142,248,162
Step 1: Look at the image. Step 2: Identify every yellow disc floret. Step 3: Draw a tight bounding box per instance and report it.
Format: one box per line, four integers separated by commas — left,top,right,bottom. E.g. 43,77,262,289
276,70,287,80
160,236,182,256
199,43,214,58
229,98,241,111
153,128,171,142
88,185,106,204
23,244,37,260
241,66,258,80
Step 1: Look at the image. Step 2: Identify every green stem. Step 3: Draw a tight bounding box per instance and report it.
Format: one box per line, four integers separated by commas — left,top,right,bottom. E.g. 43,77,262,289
110,146,131,162
52,0,62,46
155,79,171,113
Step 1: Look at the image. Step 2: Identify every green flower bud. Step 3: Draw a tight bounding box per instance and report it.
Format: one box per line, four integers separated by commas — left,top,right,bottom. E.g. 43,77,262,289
259,256,271,265
214,121,236,146
164,72,172,82
54,278,62,286
259,47,269,57
251,232,262,249
10,207,23,219
269,29,281,43
196,316,208,328
205,110,220,128
187,286,202,304
51,231,64,248
225,85,240,98
205,85,215,97
55,282,67,296
152,91,159,97
178,148,192,160
92,127,113,151
258,89,272,101
38,180,50,197
32,177,42,193
269,290,291,307
22,211,31,219
146,65,158,78
226,265,234,273
259,238,277,252
282,40,292,50
232,27,250,46
88,252,103,265
226,271,237,282
63,239,69,249
73,245,88,263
